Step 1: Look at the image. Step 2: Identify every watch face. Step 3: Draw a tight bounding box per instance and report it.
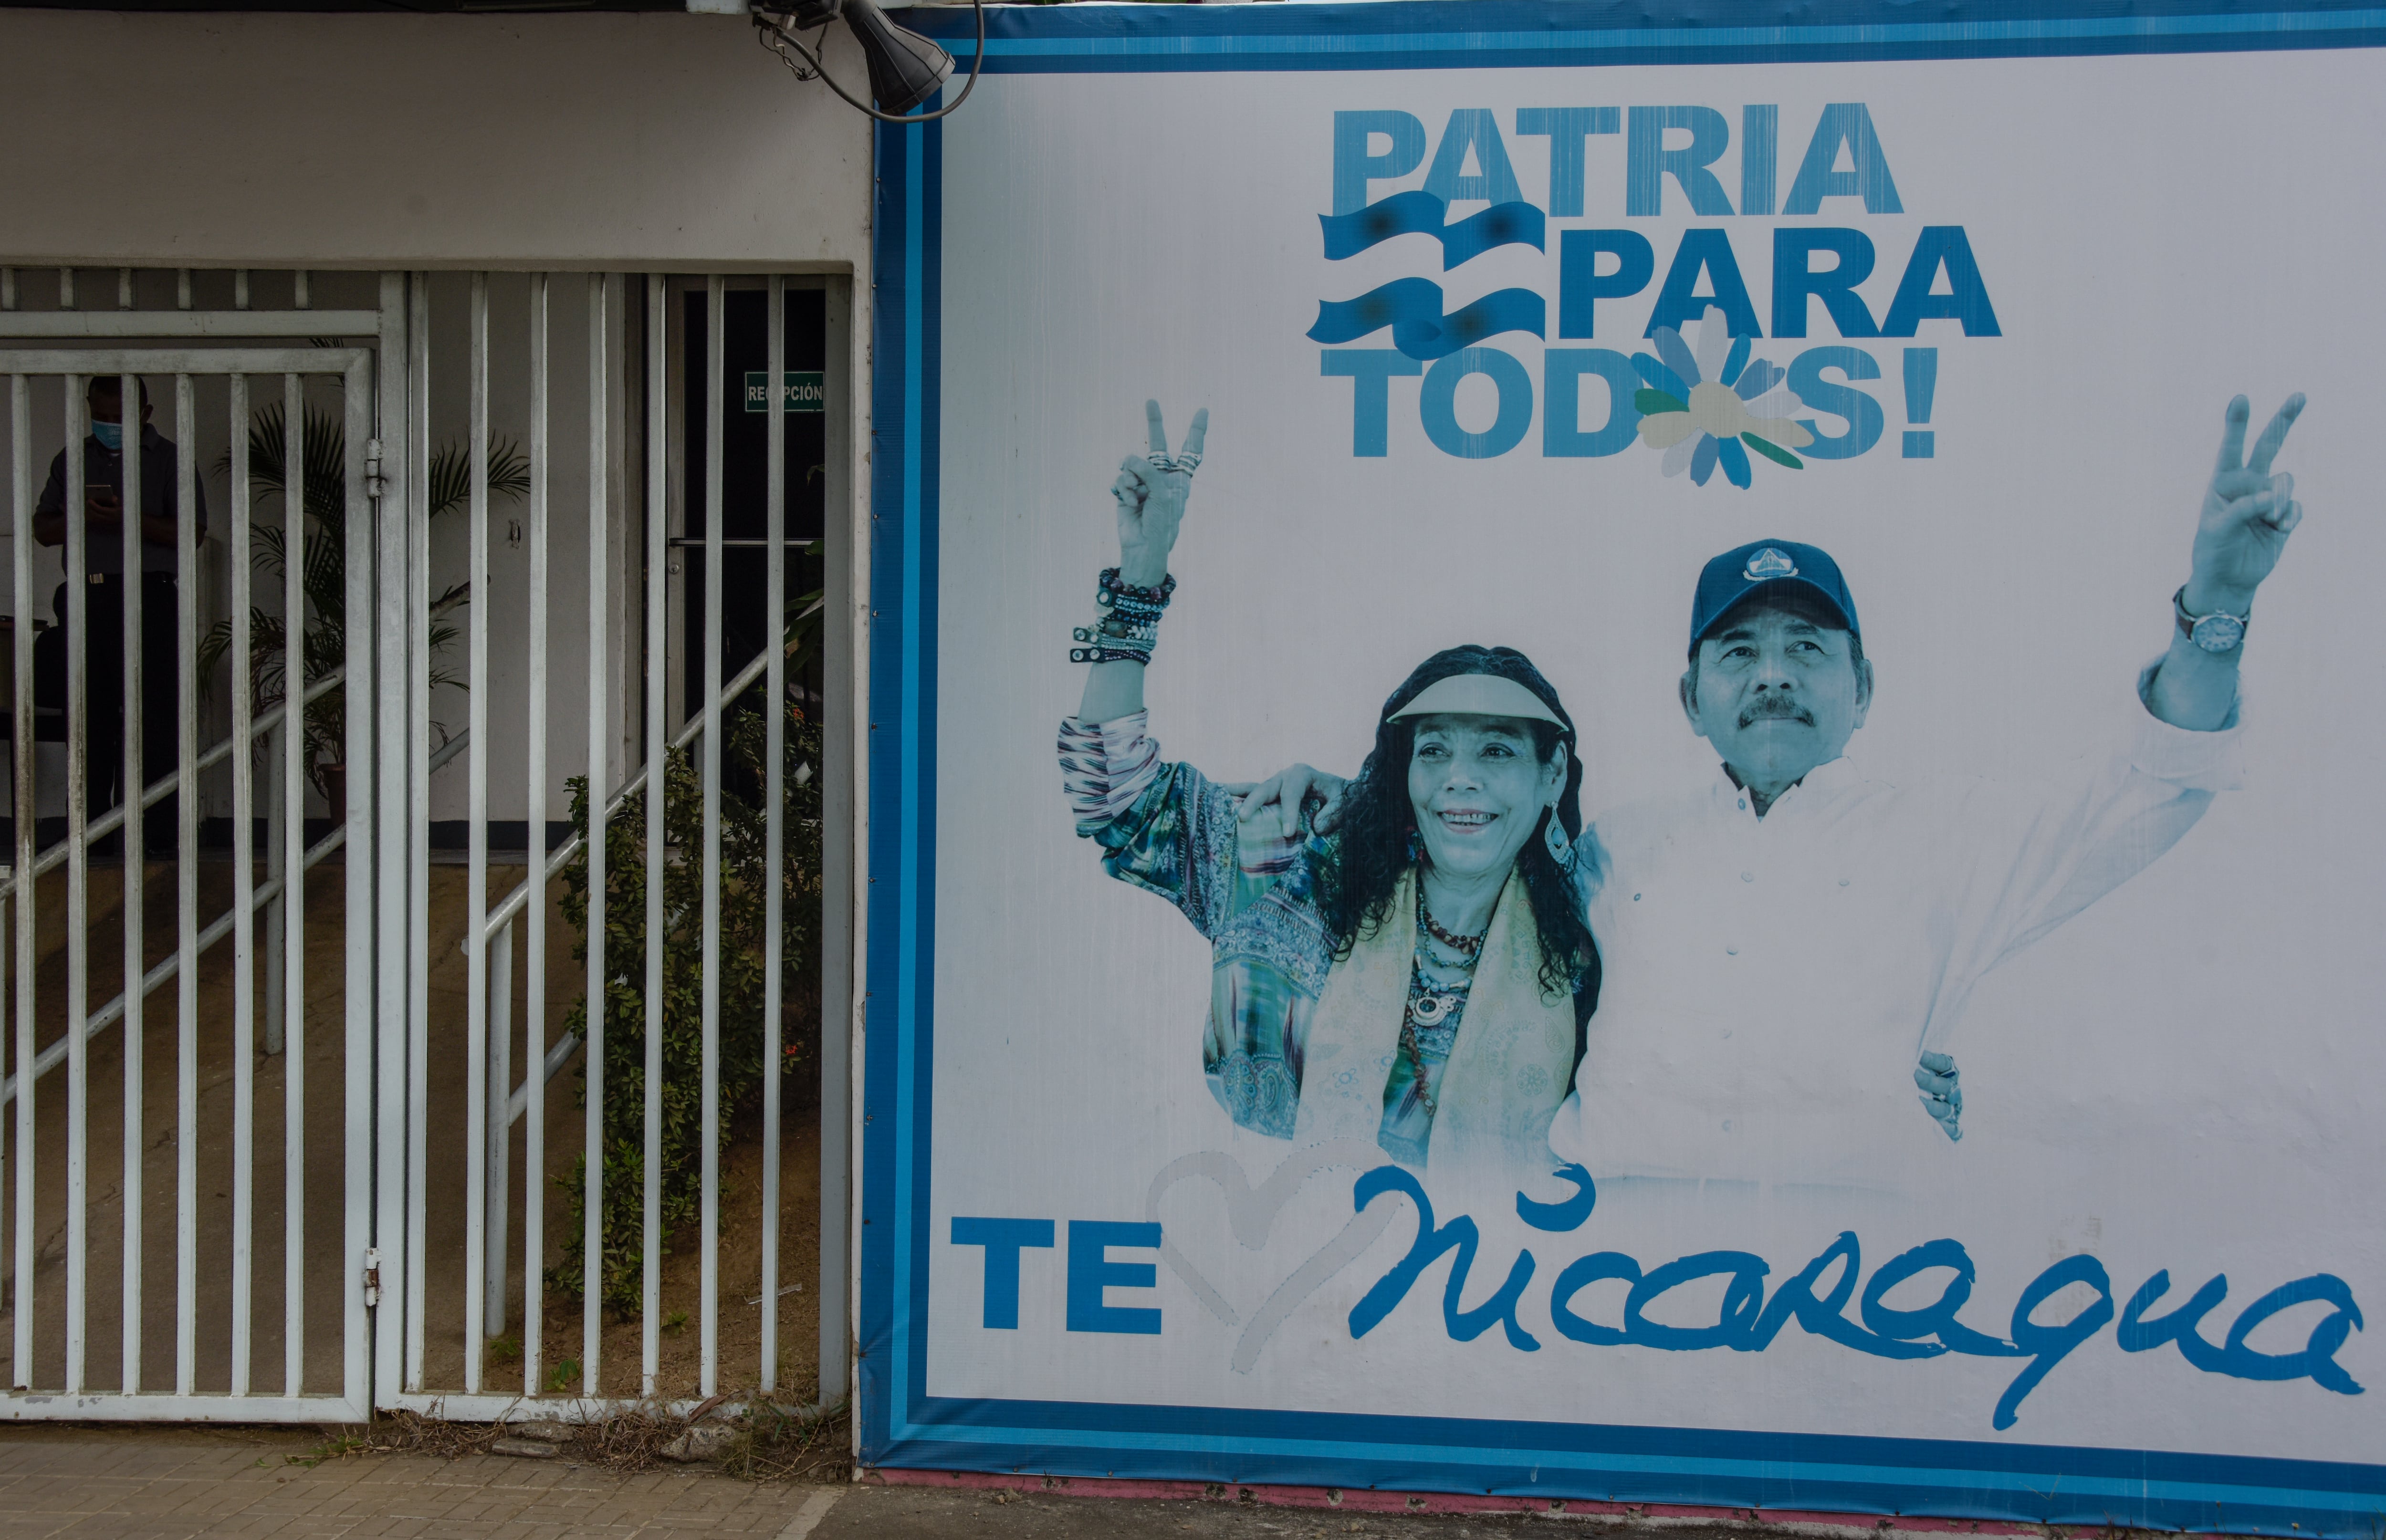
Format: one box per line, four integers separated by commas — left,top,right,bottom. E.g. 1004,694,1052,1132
2191,613,2247,653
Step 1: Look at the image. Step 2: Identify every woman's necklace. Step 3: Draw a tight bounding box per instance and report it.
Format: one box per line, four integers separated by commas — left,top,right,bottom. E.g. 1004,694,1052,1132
1417,895,1485,956
1399,1017,1442,1120
1403,888,1487,1119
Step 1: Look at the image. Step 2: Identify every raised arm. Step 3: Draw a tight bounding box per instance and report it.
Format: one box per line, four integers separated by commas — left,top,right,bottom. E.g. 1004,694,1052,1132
2147,394,2306,730
1076,400,1207,726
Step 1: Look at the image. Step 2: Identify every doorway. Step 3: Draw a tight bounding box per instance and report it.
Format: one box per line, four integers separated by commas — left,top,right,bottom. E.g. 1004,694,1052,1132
678,284,827,733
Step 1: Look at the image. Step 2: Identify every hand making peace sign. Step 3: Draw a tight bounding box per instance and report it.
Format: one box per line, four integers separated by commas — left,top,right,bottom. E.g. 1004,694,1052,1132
1110,400,1209,588
2187,393,2306,616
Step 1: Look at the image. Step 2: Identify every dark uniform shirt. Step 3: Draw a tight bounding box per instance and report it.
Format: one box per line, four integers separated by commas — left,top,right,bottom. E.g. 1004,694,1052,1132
34,426,208,578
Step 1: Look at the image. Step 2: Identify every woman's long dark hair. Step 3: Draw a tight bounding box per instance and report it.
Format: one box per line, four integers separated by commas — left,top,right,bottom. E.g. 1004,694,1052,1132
1316,645,1599,1003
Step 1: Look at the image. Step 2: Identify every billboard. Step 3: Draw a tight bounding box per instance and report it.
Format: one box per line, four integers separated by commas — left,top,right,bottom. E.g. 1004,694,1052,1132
861,3,2386,1527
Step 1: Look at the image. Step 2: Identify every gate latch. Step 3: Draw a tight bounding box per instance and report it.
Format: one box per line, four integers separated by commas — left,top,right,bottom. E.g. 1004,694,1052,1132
362,1248,383,1309
365,439,386,502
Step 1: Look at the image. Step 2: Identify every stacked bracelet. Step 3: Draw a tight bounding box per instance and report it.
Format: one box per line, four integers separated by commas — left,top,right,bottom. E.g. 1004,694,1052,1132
1070,567,1175,665
1099,569,1176,605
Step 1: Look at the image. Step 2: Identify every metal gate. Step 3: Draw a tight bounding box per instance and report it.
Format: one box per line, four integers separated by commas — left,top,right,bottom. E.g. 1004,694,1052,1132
377,271,852,1420
0,270,386,1419
0,267,854,1423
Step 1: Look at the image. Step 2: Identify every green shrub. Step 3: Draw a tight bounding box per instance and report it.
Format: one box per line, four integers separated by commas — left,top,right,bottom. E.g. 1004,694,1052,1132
548,689,823,1313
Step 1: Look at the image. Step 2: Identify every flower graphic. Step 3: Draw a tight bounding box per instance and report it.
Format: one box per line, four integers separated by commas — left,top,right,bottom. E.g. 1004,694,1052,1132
1633,304,1815,488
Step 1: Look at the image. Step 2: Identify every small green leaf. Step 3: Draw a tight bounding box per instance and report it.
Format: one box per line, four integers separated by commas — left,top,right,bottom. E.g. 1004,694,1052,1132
1633,389,1687,416
1741,432,1804,470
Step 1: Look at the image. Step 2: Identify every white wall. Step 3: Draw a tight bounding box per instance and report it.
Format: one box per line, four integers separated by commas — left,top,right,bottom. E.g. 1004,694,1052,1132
0,10,873,269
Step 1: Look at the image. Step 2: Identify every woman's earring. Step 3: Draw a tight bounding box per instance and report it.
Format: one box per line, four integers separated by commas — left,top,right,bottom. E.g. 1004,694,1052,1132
1405,826,1421,865
1544,808,1575,871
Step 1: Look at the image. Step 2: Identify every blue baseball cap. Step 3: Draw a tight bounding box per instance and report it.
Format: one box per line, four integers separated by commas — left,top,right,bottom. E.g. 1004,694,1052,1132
1688,539,1860,649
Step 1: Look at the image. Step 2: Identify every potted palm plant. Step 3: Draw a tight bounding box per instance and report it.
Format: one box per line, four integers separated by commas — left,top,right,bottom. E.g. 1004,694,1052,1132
205,403,529,808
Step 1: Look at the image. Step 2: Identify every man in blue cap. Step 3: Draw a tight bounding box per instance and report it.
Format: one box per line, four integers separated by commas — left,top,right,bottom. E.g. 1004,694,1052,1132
1241,393,2304,1186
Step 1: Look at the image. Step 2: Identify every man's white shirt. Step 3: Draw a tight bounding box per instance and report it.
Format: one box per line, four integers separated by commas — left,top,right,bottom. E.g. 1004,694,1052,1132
1547,664,2246,1188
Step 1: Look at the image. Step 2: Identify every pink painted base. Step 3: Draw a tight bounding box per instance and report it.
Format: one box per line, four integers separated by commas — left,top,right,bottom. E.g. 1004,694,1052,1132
861,1466,2038,1533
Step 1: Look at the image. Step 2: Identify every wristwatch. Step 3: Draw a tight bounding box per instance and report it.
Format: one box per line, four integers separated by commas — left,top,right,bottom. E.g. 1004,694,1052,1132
2174,585,2249,653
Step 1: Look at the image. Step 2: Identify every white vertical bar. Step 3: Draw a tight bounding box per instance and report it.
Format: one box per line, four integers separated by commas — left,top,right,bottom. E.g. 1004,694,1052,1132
174,374,199,1396
116,270,133,311
63,375,87,1396
235,379,266,1383
8,375,32,1389
641,274,665,1401
485,916,511,1339
256,390,280,1084
367,275,408,1413
699,275,723,1398
524,271,550,1397
119,370,145,1395
175,270,190,311
226,376,260,1395
464,271,490,1392
403,275,431,1394
59,268,75,309
283,373,311,1398
233,270,247,311
761,276,785,1395
262,352,284,1065
582,272,608,1396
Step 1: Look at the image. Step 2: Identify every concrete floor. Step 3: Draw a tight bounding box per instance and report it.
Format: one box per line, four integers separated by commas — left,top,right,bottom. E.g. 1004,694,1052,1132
0,859,821,1404
0,1425,1694,1539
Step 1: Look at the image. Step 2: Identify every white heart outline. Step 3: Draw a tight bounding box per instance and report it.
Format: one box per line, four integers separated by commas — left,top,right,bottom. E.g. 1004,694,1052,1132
1144,1139,1411,1374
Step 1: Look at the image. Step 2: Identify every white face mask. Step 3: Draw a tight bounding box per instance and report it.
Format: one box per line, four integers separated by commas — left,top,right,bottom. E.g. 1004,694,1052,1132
91,421,123,451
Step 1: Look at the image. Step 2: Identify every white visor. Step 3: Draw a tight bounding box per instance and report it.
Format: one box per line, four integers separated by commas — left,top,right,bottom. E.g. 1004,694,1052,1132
1385,674,1569,731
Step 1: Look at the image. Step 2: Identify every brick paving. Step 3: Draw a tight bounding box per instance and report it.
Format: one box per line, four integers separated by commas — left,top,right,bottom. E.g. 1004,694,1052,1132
0,1430,845,1540
0,1427,1922,1540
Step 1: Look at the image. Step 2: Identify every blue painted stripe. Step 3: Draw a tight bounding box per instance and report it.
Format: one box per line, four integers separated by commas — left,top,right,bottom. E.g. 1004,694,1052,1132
906,114,950,1446
900,0,2386,30
890,1392,2386,1498
890,111,925,1442
871,1437,2379,1535
940,34,2386,77
897,0,2386,71
858,104,912,1462
881,1418,2386,1517
940,8,2386,57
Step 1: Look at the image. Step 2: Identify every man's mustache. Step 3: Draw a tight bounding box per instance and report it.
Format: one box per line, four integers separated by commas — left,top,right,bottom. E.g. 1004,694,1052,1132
1739,695,1815,729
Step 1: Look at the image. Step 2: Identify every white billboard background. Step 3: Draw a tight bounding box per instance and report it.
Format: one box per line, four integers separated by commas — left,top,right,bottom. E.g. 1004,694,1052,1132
921,47,2383,1464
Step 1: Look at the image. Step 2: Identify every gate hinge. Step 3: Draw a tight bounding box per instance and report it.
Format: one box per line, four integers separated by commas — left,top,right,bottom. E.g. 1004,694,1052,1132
365,439,387,502
362,1248,383,1309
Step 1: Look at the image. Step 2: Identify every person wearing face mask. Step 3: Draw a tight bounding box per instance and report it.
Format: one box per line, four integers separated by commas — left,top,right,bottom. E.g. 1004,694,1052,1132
1241,393,2307,1188
1057,403,1599,1176
32,375,207,858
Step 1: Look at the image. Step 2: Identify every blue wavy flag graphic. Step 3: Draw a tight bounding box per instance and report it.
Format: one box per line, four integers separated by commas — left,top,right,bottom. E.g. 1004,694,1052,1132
1319,193,1546,270
1308,279,1547,361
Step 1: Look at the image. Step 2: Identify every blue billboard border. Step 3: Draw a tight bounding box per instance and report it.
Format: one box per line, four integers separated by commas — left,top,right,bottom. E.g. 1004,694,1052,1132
894,0,2386,70
860,7,2386,1529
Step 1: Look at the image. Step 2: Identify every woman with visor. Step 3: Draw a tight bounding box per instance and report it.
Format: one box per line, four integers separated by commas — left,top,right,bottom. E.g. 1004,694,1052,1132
1057,403,1601,1175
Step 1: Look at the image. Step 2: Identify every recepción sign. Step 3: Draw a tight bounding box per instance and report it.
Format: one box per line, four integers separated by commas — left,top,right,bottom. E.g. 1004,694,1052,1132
743,370,825,413
862,2,2386,1529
